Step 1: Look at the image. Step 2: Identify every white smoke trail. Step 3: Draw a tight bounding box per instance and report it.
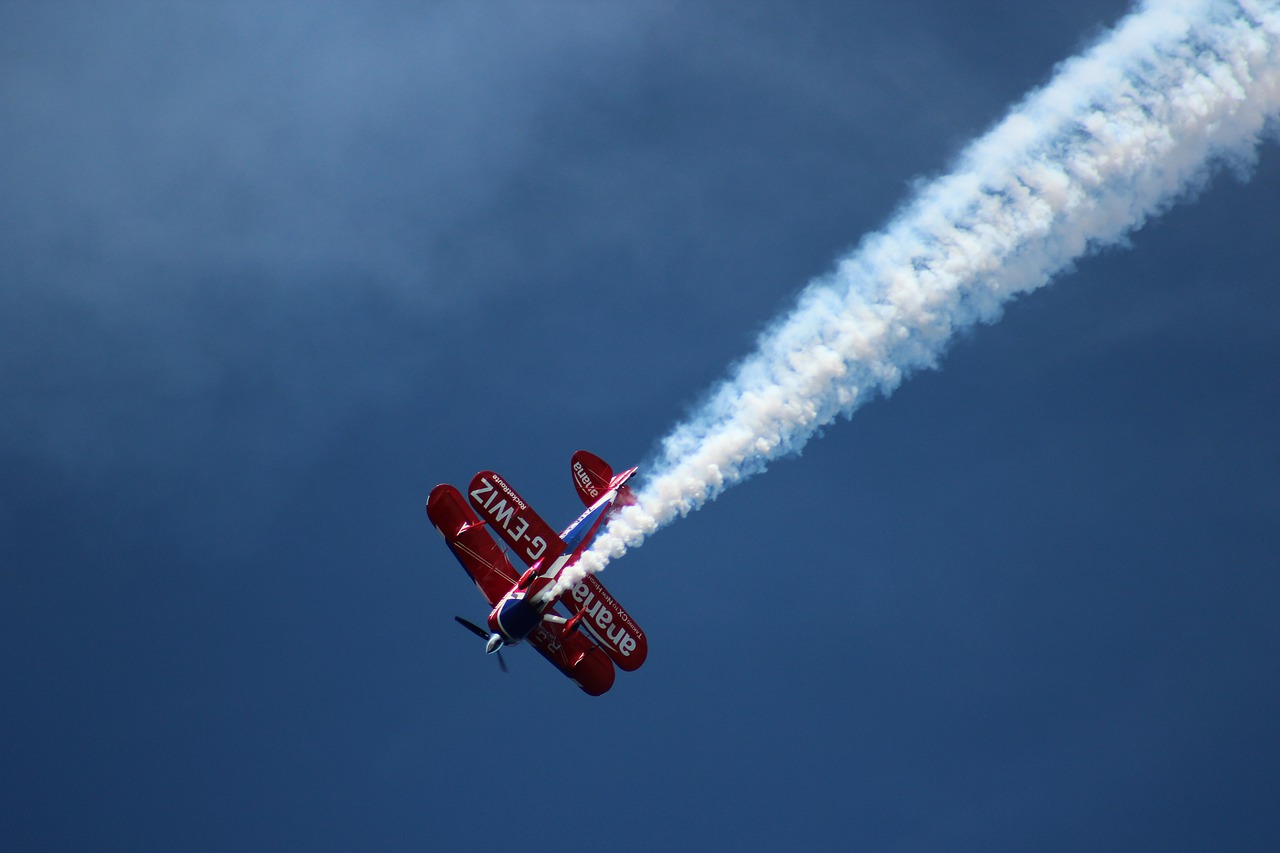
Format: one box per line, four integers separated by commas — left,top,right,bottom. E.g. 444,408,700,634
555,0,1280,595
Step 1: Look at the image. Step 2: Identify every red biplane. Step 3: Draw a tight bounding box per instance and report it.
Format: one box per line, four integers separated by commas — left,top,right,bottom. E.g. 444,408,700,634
425,450,648,696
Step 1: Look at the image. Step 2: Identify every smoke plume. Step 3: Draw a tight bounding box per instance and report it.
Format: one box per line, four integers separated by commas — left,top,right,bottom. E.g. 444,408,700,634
556,0,1280,594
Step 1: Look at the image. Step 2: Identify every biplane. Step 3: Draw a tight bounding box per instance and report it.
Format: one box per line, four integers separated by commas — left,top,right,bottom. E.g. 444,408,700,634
425,450,647,696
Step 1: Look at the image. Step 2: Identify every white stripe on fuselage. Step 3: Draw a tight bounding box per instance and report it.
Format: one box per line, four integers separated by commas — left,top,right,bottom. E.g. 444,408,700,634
526,488,618,605
559,488,618,544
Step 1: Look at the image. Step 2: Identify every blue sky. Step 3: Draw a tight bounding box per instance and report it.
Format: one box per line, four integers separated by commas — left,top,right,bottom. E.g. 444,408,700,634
3,1,1279,850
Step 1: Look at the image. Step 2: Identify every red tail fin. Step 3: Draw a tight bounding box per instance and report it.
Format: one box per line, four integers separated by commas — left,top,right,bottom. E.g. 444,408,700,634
572,449,635,498
570,450,612,506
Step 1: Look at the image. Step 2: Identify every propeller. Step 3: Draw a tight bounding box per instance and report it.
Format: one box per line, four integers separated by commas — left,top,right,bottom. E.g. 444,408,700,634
454,616,488,639
454,616,508,673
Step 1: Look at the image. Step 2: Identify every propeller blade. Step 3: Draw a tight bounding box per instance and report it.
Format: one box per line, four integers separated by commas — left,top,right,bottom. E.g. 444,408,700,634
454,616,489,640
455,616,510,673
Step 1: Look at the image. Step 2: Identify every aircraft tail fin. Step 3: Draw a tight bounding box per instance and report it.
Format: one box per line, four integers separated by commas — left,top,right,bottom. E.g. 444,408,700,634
571,450,637,507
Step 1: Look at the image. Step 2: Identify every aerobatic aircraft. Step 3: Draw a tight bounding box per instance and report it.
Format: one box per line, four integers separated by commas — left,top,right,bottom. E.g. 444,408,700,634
425,450,648,696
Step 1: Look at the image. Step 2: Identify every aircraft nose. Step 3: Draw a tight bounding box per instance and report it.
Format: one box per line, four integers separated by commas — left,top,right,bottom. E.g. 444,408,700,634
485,634,504,655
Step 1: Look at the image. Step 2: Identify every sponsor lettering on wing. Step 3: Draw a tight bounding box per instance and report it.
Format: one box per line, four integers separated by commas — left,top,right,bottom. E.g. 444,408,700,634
573,461,599,499
570,581,639,657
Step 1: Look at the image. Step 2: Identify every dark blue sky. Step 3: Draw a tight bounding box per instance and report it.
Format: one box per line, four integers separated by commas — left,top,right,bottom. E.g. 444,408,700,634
4,1,1278,850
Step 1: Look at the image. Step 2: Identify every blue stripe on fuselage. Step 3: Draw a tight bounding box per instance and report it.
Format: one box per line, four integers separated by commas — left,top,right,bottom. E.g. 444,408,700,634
495,597,541,643
559,495,613,552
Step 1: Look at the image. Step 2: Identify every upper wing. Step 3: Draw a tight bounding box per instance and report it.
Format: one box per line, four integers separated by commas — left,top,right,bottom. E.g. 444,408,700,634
467,470,566,568
559,574,648,671
425,483,517,606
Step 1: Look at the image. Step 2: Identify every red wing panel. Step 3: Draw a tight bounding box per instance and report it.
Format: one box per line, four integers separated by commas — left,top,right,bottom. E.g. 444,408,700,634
527,618,616,696
467,471,566,568
425,484,517,606
571,450,614,507
561,575,648,671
